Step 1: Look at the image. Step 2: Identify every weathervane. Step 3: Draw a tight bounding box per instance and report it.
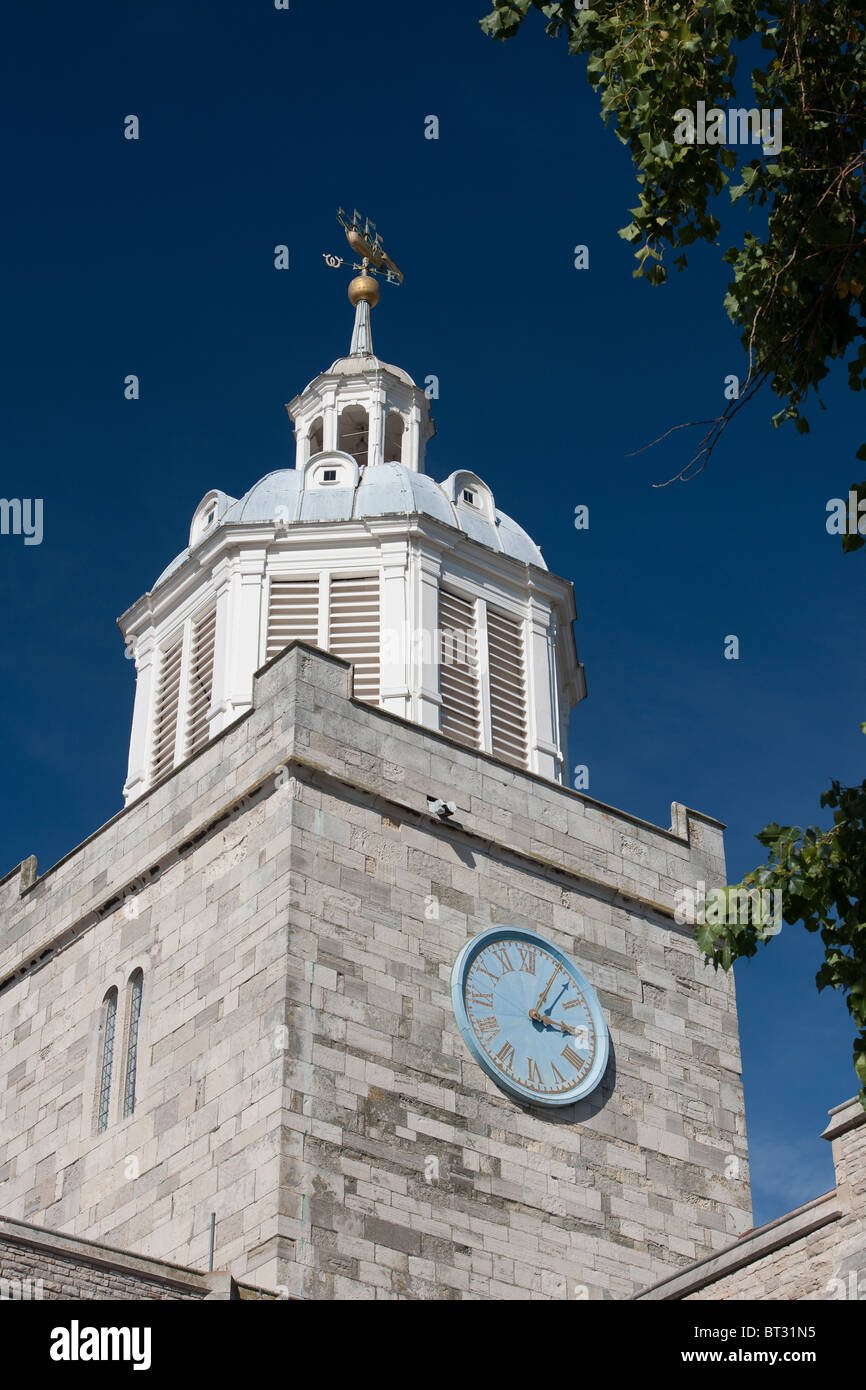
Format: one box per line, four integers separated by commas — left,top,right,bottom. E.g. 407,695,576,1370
323,207,404,309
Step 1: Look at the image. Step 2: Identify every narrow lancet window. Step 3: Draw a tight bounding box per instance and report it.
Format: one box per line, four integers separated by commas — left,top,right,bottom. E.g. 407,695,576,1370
123,970,144,1118
97,989,118,1133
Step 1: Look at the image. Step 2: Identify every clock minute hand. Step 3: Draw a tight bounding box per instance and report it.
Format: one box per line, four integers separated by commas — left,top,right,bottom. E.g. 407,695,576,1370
529,965,561,1020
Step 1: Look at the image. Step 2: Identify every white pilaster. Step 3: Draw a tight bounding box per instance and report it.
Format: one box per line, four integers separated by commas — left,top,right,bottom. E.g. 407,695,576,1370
368,386,385,469
322,386,338,453
405,400,422,473
208,557,234,736
226,548,267,717
318,569,330,651
380,541,409,715
122,629,155,804
415,548,442,729
527,596,561,781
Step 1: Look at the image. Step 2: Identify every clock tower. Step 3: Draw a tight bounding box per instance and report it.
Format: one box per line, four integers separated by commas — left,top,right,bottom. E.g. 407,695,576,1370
0,215,750,1300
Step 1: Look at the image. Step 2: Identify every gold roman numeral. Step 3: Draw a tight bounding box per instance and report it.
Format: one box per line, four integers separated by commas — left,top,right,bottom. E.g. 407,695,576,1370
562,1043,586,1072
562,995,585,1010
516,943,537,974
475,1016,500,1040
490,946,514,974
550,1063,568,1087
526,1057,543,1086
475,961,499,984
494,1040,515,1070
469,990,495,1011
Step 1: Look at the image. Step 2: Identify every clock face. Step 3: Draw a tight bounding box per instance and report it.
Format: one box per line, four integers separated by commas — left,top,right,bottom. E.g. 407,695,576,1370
451,927,609,1106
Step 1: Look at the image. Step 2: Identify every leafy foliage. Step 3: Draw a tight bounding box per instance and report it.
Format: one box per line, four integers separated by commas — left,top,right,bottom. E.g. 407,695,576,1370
480,1,866,479
702,752,866,1110
481,1,866,1105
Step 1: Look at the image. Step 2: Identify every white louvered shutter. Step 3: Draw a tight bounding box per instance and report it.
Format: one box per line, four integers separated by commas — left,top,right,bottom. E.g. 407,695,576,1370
266,578,319,660
186,606,217,756
151,635,183,781
439,588,481,749
329,575,380,703
487,605,528,768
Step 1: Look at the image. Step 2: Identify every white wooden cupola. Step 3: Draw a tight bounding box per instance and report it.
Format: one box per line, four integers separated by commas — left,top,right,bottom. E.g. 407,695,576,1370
118,299,586,804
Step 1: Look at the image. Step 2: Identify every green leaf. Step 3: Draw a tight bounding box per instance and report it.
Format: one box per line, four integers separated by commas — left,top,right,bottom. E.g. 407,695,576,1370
618,222,642,243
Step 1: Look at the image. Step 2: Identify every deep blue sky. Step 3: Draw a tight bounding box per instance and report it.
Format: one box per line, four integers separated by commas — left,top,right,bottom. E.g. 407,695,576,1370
2,0,863,1227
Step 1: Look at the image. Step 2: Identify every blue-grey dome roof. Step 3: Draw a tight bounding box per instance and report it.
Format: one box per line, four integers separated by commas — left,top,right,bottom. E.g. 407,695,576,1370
153,462,545,589
153,548,190,588
319,354,416,389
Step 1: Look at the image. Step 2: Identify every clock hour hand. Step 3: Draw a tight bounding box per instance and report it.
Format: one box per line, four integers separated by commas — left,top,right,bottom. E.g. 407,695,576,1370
532,1012,577,1036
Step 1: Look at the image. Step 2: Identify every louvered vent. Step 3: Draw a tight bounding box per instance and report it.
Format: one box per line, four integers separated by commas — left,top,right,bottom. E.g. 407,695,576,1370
439,588,481,749
151,636,183,782
487,606,528,768
266,579,319,661
329,576,380,703
186,606,217,756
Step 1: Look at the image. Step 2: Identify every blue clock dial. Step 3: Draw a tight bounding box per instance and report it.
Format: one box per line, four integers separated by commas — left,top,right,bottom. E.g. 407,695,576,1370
451,927,609,1106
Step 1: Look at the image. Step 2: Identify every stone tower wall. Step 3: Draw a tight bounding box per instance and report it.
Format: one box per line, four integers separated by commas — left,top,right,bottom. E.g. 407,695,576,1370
0,645,749,1299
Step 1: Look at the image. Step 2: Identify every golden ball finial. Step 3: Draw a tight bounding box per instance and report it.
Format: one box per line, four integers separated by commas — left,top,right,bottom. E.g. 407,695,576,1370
348,273,380,308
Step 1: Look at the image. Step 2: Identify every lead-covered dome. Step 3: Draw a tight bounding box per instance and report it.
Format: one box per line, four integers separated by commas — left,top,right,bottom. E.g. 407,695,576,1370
150,462,545,589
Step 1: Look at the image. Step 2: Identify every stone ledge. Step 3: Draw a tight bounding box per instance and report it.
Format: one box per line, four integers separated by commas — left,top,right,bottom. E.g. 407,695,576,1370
821,1095,866,1143
1,1215,212,1292
2,642,722,895
0,1215,271,1299
633,1188,842,1300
